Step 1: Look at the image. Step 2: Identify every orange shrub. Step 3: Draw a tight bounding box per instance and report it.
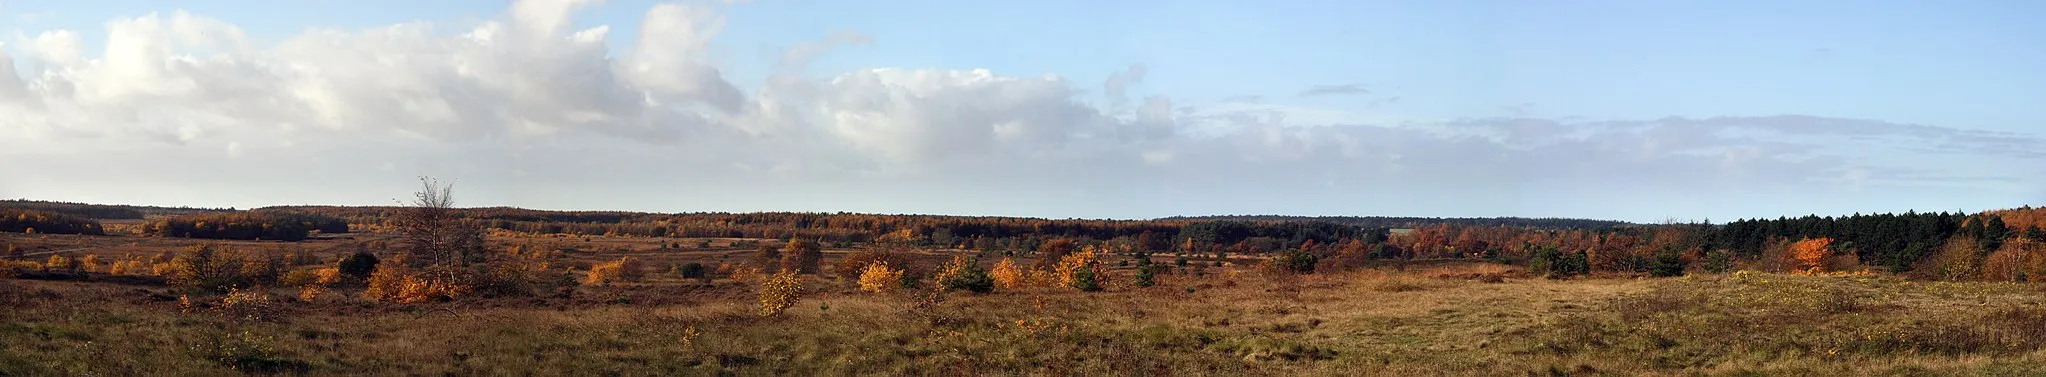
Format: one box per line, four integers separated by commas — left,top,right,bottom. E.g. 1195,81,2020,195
585,257,645,286
313,267,342,285
1789,238,1833,275
858,262,903,294
990,258,1024,289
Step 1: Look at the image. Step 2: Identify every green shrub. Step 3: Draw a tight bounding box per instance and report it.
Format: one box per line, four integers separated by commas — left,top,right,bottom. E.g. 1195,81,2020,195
1703,249,1734,273
1649,249,1687,277
679,262,708,280
338,251,379,280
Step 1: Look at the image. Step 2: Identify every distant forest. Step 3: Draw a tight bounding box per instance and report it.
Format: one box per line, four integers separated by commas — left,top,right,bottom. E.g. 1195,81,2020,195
0,199,234,219
1158,215,1631,230
7,200,2046,280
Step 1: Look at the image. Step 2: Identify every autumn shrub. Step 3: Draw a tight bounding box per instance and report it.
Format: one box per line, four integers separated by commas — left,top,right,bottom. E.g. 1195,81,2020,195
728,265,763,283
217,287,276,322
1055,247,1104,291
1788,238,1834,275
0,260,40,278
79,255,103,272
1914,237,1983,281
759,270,803,317
990,257,1025,289
167,244,270,291
1033,239,1078,271
298,285,326,302
1979,242,2030,282
363,254,416,300
44,255,81,273
279,268,324,287
934,255,995,293
393,270,472,304
1026,269,1059,288
585,256,646,286
465,252,557,297
834,249,915,279
858,262,904,294
237,252,284,286
754,244,783,271
781,239,822,274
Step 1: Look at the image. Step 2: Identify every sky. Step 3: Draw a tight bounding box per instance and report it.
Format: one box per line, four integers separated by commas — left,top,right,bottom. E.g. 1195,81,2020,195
0,0,2041,223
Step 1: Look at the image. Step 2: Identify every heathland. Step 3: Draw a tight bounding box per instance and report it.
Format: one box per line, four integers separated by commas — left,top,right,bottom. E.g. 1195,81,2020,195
4,187,2046,376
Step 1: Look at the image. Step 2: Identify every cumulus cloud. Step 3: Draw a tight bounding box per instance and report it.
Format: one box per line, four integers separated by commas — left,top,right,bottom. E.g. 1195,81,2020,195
1103,63,1146,101
0,0,2038,220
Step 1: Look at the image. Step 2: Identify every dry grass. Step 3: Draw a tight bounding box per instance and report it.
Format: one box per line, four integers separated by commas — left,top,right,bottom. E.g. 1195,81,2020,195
5,259,2046,375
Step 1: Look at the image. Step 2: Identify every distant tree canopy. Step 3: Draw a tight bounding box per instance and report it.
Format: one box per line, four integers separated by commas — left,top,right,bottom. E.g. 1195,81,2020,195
0,199,232,219
0,208,106,235
1709,212,1971,273
1161,215,1631,230
141,211,348,241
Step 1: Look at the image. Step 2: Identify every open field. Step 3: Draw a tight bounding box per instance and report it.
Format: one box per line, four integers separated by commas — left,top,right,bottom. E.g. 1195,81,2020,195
5,232,2046,376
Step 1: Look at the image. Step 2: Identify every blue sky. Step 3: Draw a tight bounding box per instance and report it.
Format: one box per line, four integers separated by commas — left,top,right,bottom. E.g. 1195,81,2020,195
0,0,2041,222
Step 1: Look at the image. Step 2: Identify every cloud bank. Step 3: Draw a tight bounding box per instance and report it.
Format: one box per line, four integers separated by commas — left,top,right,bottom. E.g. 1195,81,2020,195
0,0,2038,221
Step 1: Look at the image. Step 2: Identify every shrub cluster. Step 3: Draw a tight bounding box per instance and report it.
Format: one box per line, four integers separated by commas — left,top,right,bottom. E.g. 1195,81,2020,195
142,212,348,241
0,208,105,235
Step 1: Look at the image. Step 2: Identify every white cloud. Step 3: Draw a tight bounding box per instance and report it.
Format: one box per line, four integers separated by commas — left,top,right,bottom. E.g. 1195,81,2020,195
0,0,2038,220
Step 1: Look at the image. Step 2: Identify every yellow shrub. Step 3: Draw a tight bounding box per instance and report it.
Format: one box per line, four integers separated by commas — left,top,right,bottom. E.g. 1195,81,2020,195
1025,269,1059,288
44,255,77,272
585,256,646,286
313,267,342,285
759,270,803,317
858,262,904,294
394,272,471,304
280,268,324,287
299,285,325,303
586,261,623,286
218,288,273,322
990,257,1024,289
106,260,147,275
730,265,763,284
0,261,41,278
80,255,103,272
931,255,971,288
1054,247,1102,289
362,256,413,301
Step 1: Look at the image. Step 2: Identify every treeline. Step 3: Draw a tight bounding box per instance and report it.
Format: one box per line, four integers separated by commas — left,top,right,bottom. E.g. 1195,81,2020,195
141,212,350,241
1160,215,1631,230
1258,208,2046,281
260,206,1192,243
0,199,233,219
0,208,106,235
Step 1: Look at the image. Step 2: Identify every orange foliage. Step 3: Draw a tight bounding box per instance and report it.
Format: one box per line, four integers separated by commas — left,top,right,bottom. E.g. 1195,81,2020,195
1789,238,1833,275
